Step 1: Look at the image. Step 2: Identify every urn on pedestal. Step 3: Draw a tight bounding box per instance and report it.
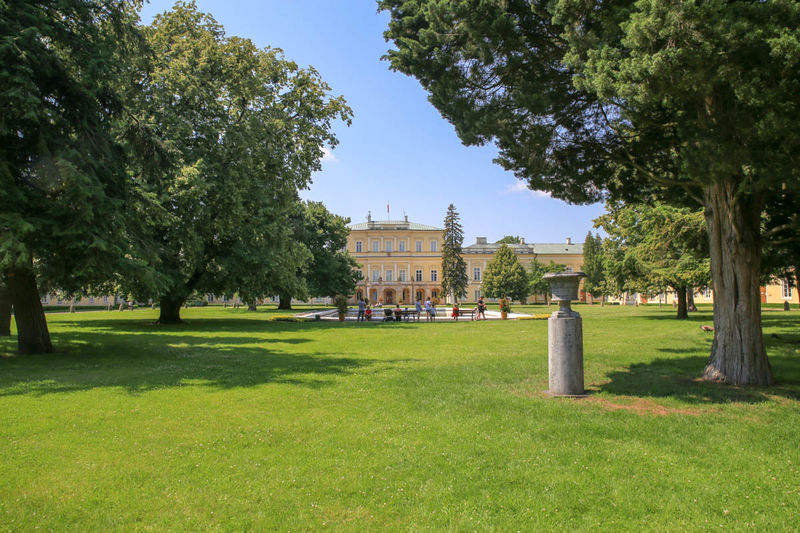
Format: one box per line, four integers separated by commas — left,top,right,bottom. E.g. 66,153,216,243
543,272,587,397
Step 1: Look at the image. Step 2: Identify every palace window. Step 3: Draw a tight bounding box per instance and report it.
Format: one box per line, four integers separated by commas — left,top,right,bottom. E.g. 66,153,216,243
385,241,393,253
703,287,711,298
415,240,422,252
473,267,481,281
372,271,380,282
398,241,406,252
399,270,406,282
372,240,380,252
431,270,438,282
430,240,438,252
474,290,481,301
783,279,793,299
415,270,423,282
355,241,362,253
208,294,214,302
89,297,95,304
103,296,109,304
385,270,393,282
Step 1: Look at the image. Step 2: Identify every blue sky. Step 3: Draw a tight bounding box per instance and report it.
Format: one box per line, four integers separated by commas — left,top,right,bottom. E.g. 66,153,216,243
139,0,605,245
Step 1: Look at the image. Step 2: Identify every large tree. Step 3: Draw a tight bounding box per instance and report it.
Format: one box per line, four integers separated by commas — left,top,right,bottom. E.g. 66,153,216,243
441,204,468,303
482,244,529,302
0,0,143,353
595,201,711,319
276,201,361,310
126,3,351,323
381,0,800,385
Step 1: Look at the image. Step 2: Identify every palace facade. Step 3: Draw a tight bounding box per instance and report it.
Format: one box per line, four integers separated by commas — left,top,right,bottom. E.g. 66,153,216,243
346,215,583,305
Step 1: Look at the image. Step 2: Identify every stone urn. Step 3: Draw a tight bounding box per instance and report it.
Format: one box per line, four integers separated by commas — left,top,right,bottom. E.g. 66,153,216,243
544,271,586,310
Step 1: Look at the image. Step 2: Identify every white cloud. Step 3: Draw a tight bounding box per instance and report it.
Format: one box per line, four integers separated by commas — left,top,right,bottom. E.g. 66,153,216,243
504,180,550,198
321,147,338,163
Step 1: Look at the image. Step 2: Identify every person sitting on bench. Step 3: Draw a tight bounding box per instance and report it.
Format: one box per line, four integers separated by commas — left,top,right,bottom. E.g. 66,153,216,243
394,305,402,322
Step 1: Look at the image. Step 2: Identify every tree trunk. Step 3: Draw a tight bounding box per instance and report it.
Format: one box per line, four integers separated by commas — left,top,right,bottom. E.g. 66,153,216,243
278,295,292,310
247,302,257,312
687,290,697,312
703,181,773,386
0,286,11,336
675,286,688,319
796,268,799,307
158,297,184,324
6,266,53,354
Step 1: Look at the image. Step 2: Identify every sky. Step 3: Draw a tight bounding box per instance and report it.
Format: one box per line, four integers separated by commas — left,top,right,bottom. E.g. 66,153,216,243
138,0,605,245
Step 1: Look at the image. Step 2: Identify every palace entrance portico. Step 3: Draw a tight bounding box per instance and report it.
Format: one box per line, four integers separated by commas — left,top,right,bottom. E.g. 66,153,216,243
362,282,440,305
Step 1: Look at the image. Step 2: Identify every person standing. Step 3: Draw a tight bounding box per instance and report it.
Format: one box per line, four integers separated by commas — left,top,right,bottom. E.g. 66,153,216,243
424,297,433,321
451,302,459,321
477,296,486,320
357,296,366,322
415,299,423,322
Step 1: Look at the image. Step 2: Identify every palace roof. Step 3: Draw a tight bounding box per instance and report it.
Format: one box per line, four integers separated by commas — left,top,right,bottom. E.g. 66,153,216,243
349,219,443,231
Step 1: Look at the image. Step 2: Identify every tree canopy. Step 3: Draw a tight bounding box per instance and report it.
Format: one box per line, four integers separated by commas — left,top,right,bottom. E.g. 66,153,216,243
528,260,566,305
595,201,711,319
381,0,800,385
126,2,351,323
482,244,529,302
581,232,606,302
276,201,361,310
0,0,144,353
496,236,522,244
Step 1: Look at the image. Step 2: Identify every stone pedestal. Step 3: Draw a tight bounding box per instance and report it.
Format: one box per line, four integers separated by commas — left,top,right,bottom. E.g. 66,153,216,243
548,303,584,395
543,272,587,397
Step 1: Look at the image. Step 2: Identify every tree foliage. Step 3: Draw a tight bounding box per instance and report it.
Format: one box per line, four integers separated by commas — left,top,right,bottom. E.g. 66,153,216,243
528,260,566,304
581,232,605,301
0,0,144,352
595,201,711,319
126,2,351,322
482,244,528,302
441,204,468,302
381,0,800,385
496,236,521,244
277,201,362,309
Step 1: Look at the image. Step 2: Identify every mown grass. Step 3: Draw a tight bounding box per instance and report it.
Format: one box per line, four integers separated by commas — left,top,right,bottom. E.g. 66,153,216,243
0,305,798,531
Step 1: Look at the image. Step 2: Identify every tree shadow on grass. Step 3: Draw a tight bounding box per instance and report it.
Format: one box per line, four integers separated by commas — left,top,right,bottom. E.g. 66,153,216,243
0,318,402,397
595,348,800,405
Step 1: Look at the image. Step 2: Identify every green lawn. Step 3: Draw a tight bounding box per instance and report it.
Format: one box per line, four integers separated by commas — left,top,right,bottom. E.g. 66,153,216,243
1,305,798,531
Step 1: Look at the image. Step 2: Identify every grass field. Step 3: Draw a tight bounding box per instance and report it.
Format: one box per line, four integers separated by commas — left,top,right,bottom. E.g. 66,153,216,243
1,305,798,531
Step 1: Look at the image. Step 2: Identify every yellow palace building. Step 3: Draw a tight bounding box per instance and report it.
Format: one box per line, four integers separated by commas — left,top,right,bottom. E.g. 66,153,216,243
346,214,584,305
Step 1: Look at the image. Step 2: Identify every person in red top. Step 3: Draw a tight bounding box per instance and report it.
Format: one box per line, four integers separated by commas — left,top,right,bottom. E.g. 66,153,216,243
451,302,460,321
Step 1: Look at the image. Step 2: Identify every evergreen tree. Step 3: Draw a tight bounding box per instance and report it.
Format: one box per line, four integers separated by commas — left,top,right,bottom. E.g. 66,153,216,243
381,0,800,384
482,244,528,302
441,204,468,302
582,232,606,304
0,0,142,353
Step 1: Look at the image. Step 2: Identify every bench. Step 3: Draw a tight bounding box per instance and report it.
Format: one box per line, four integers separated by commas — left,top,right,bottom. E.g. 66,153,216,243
401,309,420,322
453,308,476,320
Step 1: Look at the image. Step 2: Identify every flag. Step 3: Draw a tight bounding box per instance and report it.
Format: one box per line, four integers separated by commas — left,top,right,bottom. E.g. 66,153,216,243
387,202,390,217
